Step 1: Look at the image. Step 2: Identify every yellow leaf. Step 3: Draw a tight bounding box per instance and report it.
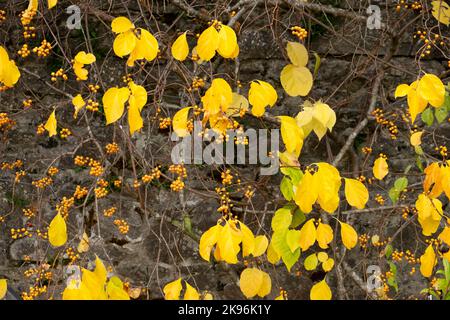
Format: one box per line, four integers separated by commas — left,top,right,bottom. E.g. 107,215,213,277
310,279,332,300
73,62,88,81
252,235,269,257
322,258,335,272
239,268,265,298
0,279,6,300
317,252,328,263
129,82,147,111
416,194,442,236
217,220,240,264
93,256,107,286
111,17,134,33
103,87,130,124
394,84,411,98
316,222,333,249
278,116,304,154
128,99,143,135
217,25,237,58
199,224,221,261
294,170,318,213
226,93,249,117
72,94,86,119
439,227,450,246
340,222,358,250
184,282,200,300
44,110,57,137
248,80,277,117
131,28,159,62
48,0,57,9
239,221,255,257
344,178,369,209
298,219,316,251
257,271,272,298
172,107,192,137
196,26,219,61
280,64,313,97
304,253,318,270
373,156,388,180
113,30,137,58
420,244,436,277
432,1,450,26
418,74,445,107
107,276,130,300
286,41,308,67
267,241,281,264
201,78,233,115
28,0,38,10
48,213,67,247
407,89,428,123
410,131,423,146
77,232,89,253
74,51,96,65
286,229,301,253
163,278,182,300
171,32,189,61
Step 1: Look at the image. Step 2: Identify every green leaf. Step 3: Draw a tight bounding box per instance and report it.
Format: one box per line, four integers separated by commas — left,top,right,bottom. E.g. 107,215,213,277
280,177,293,201
272,229,300,272
388,188,399,204
280,167,303,185
416,156,424,172
421,107,434,126
271,208,293,232
290,208,306,229
385,244,393,259
313,52,321,78
394,177,408,191
435,105,449,124
286,229,301,253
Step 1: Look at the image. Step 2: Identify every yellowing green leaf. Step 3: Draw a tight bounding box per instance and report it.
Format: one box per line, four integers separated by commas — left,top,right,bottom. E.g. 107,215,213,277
310,279,332,300
340,222,358,250
163,278,182,300
171,32,189,61
44,110,57,137
271,207,292,231
48,213,67,247
286,229,301,253
304,253,318,271
286,41,308,67
103,87,130,125
280,64,313,97
197,26,219,61
373,156,388,180
344,178,369,209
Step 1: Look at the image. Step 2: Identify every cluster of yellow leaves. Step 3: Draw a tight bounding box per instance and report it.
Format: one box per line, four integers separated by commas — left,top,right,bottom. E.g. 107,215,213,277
432,0,450,26
395,74,446,123
196,24,238,61
296,100,336,141
199,219,268,264
73,51,96,81
111,17,158,67
44,109,57,137
28,0,57,10
62,256,130,300
372,155,389,180
423,161,450,200
0,46,21,88
103,81,147,134
304,252,335,272
239,268,271,298
0,279,6,300
280,42,313,97
163,278,213,300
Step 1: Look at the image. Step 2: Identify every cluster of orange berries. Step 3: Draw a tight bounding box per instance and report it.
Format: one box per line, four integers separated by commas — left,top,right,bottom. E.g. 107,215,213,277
15,170,26,182
362,146,372,155
103,206,117,217
216,187,233,215
372,236,391,247
221,169,233,185
74,156,104,177
371,108,398,139
51,68,68,82
291,26,308,41
435,145,448,158
95,179,109,199
358,233,369,249
74,185,88,199
122,74,132,84
169,164,187,178
114,219,129,234
170,177,185,192
0,113,16,132
0,9,5,22
88,84,100,93
113,178,122,188
23,25,36,39
47,166,59,176
18,44,31,58
375,193,385,205
36,123,45,135
56,196,75,218
1,159,23,171
106,142,119,154
65,247,80,264
189,77,205,91
414,32,444,58
392,249,419,264
11,227,32,240
32,176,53,189
23,98,33,108
21,285,47,300
20,9,36,26
142,167,162,184
60,128,72,139
32,39,52,57
401,207,414,220
244,186,254,199
86,99,100,112
395,0,422,11
159,117,171,129
22,208,36,218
